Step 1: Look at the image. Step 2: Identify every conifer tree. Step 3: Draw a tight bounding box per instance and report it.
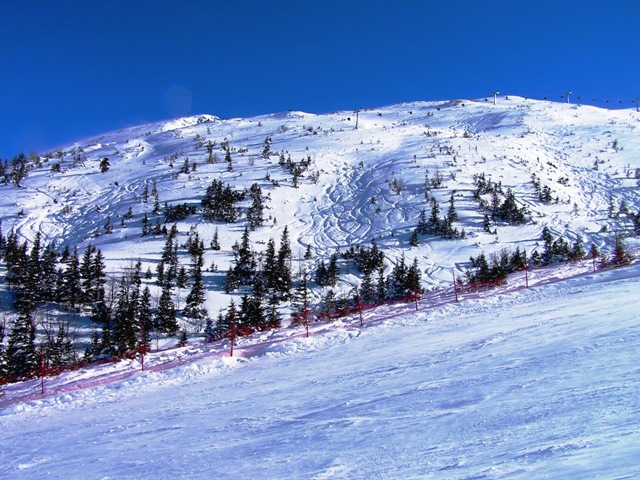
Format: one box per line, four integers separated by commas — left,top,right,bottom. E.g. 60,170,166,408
376,266,387,302
327,254,338,286
84,328,103,362
275,226,292,298
292,268,310,320
389,253,408,298
232,227,256,285
225,148,233,172
611,234,635,266
406,258,422,294
247,183,265,230
360,270,376,303
5,312,37,379
263,237,277,290
210,228,221,250
113,278,138,353
447,192,458,223
60,247,82,310
427,197,441,234
138,286,153,350
156,282,178,335
183,248,208,327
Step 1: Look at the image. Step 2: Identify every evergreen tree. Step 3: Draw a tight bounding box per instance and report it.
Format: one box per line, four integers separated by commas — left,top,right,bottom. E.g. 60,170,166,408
141,212,150,236
416,209,428,235
360,270,376,303
410,230,419,247
275,226,292,298
84,328,103,362
210,228,221,250
138,286,153,350
247,183,265,230
406,258,422,294
80,245,97,304
90,249,107,305
570,237,586,262
113,277,138,353
262,136,271,159
41,243,59,301
322,289,337,317
99,157,110,173
238,294,265,330
5,312,37,379
176,265,188,290
389,253,408,298
183,248,208,327
263,237,277,290
611,234,635,266
447,192,458,223
376,266,387,302
60,247,82,309
427,197,441,234
232,227,256,285
225,148,233,172
291,268,310,320
156,283,178,335
315,261,328,286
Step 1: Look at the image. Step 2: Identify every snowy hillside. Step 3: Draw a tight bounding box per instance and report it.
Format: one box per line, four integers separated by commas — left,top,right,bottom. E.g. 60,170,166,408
1,96,639,478
3,96,639,316
0,263,638,479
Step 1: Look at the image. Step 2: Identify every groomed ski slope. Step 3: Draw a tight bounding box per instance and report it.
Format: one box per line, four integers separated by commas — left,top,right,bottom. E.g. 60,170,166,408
1,264,638,479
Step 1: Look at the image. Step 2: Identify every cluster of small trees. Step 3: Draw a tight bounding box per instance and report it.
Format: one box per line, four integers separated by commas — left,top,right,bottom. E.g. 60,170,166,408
464,227,635,287
0,152,38,187
278,152,314,188
413,193,465,244
201,179,246,223
0,220,213,381
531,174,557,204
211,227,293,339
473,172,529,226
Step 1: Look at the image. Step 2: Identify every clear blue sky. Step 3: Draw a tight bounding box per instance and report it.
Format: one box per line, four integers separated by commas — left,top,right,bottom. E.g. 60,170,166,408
2,0,639,158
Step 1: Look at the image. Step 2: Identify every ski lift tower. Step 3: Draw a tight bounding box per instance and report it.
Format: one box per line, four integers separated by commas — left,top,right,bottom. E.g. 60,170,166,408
565,91,572,104
492,91,500,106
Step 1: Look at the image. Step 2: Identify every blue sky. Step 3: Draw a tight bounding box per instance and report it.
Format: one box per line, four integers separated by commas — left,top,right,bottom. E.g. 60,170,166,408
1,0,639,158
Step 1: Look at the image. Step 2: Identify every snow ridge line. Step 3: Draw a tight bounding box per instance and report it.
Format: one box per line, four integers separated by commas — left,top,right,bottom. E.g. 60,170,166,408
0,256,634,408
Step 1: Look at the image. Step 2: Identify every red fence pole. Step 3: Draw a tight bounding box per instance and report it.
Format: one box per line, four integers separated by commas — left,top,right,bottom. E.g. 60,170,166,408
304,286,309,338
231,310,236,357
140,324,145,372
452,269,459,303
355,287,364,327
40,346,45,396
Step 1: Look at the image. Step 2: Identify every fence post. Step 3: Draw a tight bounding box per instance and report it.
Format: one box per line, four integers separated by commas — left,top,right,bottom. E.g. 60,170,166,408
355,287,364,327
230,308,236,357
140,324,145,372
452,269,459,303
40,346,45,396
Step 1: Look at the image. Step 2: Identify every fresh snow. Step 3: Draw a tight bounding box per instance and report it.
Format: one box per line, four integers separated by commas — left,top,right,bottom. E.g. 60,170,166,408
0,264,638,479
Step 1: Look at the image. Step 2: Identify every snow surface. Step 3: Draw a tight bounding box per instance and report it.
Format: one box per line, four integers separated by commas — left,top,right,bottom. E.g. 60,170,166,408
1,264,639,479
1,97,640,478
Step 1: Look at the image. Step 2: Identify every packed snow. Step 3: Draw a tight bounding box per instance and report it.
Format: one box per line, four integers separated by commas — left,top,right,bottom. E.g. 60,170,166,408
0,263,638,479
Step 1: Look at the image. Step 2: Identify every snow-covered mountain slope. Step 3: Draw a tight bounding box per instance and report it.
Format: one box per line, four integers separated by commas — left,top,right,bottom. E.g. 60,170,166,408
1,263,638,479
3,96,640,312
